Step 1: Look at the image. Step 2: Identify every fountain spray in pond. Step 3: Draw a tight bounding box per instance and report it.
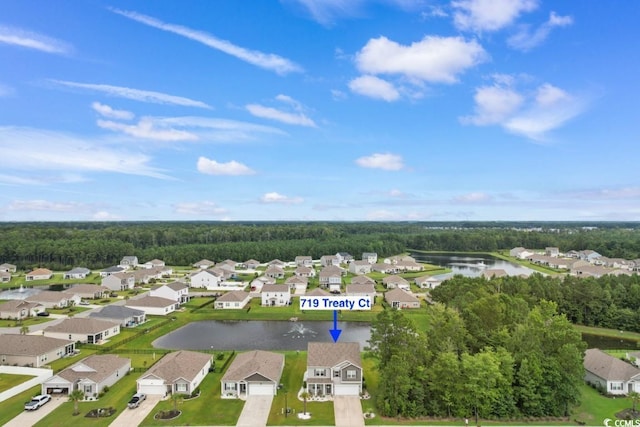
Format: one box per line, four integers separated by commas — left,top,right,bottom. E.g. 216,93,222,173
283,323,318,339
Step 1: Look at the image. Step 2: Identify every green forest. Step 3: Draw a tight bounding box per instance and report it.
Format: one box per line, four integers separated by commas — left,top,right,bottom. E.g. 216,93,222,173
1,221,639,270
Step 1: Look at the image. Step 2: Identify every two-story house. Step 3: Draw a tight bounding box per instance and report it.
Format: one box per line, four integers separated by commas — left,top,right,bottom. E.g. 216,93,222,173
261,284,291,306
150,281,190,304
306,342,362,397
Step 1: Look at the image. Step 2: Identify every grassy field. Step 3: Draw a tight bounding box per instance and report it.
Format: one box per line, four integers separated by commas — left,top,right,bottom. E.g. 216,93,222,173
0,384,42,426
0,373,35,393
0,316,50,327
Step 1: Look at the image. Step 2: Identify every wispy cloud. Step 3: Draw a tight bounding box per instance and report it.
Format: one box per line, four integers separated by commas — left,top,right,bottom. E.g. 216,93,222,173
452,0,539,32
111,9,302,75
246,95,316,127
0,25,73,54
92,211,122,221
173,201,229,216
50,80,211,108
461,75,586,140
0,126,169,179
508,11,574,51
349,75,400,102
8,200,85,212
556,187,640,201
97,118,199,141
260,192,304,204
91,102,134,120
197,157,256,176
355,153,404,170
453,192,492,203
285,0,423,26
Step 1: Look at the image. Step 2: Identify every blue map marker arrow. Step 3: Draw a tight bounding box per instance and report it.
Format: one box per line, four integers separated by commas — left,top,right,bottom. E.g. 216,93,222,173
329,309,342,343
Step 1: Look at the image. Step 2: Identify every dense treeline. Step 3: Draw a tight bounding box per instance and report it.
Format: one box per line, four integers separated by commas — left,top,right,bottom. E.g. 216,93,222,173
0,221,639,270
369,300,585,419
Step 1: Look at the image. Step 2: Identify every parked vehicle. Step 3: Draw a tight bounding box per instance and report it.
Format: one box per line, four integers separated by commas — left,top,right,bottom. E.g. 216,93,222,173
127,393,146,409
24,394,51,410
36,311,50,317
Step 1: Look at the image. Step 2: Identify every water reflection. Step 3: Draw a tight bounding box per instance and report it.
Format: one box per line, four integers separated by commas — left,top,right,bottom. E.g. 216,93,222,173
411,252,535,279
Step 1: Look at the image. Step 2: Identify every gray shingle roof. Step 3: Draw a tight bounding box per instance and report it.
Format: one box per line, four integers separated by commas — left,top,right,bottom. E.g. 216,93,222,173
144,350,211,383
221,350,284,383
216,291,250,302
385,288,419,303
45,318,119,334
0,334,74,356
584,348,640,381
89,305,145,320
307,342,361,368
57,354,130,384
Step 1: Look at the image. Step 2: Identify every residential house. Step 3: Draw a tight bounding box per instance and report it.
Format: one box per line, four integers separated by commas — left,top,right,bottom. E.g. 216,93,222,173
565,250,580,258
118,256,139,270
294,266,316,278
579,250,602,263
150,281,190,304
395,260,424,272
362,252,378,264
0,334,75,368
26,291,80,309
26,268,53,281
43,318,120,344
193,259,215,269
509,247,534,259
545,247,560,257
68,284,110,300
0,263,17,273
349,261,372,275
264,265,285,279
221,350,284,398
371,263,398,274
137,350,211,396
268,259,286,268
345,283,376,303
242,259,261,270
584,348,640,395
190,269,224,289
295,256,313,267
319,266,343,292
306,342,362,396
89,305,146,327
0,271,10,283
414,275,442,289
42,354,130,397
385,255,416,264
250,275,275,292
101,272,135,291
385,288,421,309
320,255,340,267
143,259,165,269
336,252,354,264
285,275,307,293
0,300,44,319
350,275,376,286
305,287,331,297
215,291,251,309
63,267,91,280
125,296,178,316
382,275,410,291
99,266,125,278
261,284,291,307
482,269,508,279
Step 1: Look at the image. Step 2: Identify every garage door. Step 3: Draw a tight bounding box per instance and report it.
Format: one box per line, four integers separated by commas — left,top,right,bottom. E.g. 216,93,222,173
248,383,274,396
138,384,167,396
334,384,360,396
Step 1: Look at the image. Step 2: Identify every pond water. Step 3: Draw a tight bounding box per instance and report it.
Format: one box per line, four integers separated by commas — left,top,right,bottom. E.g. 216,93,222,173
582,333,640,350
152,320,372,351
410,252,536,279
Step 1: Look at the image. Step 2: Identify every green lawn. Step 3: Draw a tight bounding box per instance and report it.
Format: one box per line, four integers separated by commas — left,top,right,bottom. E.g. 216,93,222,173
0,373,34,393
0,316,50,327
268,351,335,426
572,383,635,426
0,384,41,426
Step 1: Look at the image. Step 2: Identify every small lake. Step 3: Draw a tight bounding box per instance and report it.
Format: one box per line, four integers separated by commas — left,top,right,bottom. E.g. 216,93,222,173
582,333,640,350
410,252,536,279
152,320,371,351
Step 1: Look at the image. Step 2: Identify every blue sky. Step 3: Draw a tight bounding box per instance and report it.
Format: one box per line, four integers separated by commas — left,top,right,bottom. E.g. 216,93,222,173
1,0,638,221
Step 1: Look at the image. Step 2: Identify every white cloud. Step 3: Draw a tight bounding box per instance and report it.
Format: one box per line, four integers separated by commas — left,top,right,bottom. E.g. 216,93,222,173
331,89,348,101
173,201,228,216
348,75,400,102
91,102,134,120
51,80,211,108
365,209,424,220
453,192,491,203
92,211,122,220
246,95,316,127
461,76,586,140
0,25,73,54
0,126,168,179
559,187,640,201
508,11,573,51
260,192,304,204
355,153,404,170
422,5,448,19
97,118,199,141
8,200,85,212
111,9,302,75
286,0,423,25
355,36,487,84
197,157,256,176
452,0,538,32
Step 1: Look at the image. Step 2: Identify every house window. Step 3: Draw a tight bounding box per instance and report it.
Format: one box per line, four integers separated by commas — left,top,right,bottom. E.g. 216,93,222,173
176,383,187,392
333,370,340,377
610,382,624,391
314,368,326,377
84,385,92,393
346,370,357,380
69,335,72,340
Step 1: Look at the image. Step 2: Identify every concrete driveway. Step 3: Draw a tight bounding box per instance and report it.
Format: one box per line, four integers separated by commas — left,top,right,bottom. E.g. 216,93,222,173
334,396,364,427
109,394,163,427
236,395,273,427
4,395,67,427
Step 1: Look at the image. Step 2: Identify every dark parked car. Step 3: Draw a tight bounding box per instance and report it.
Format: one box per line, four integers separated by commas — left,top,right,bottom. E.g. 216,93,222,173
36,311,50,317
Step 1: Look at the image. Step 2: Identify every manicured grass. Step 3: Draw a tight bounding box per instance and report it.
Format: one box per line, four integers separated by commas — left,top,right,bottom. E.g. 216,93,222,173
139,353,244,426
574,325,640,341
47,306,91,315
572,383,634,426
0,273,102,289
0,384,41,426
34,371,139,427
268,351,335,426
48,349,98,372
0,316,50,327
0,373,34,392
